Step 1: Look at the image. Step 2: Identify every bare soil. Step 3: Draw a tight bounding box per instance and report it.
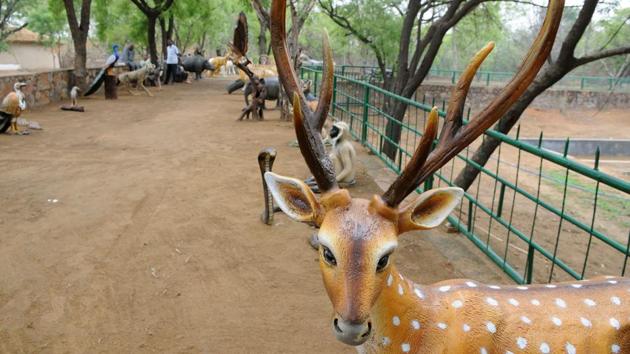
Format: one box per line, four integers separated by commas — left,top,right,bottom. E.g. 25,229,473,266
0,79,509,353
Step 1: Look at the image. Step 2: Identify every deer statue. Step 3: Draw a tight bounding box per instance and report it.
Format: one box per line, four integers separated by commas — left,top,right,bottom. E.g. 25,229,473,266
266,0,630,352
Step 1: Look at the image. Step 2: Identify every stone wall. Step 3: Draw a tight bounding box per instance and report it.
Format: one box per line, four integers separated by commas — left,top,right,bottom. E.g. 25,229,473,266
416,81,630,110
0,67,110,108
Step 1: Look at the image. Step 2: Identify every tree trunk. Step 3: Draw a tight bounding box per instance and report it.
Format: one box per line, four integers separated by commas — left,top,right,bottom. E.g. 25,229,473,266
453,77,558,190
258,31,267,59
73,37,88,84
148,15,159,64
381,100,409,160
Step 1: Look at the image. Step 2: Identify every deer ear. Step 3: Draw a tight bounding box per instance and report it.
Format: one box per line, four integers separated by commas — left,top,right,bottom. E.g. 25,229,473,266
398,187,464,234
264,172,323,225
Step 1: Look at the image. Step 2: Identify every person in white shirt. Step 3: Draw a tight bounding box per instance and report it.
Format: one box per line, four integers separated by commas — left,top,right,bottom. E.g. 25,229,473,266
164,39,180,85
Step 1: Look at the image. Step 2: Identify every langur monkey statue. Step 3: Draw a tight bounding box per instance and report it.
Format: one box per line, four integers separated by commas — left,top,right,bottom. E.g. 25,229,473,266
305,121,356,193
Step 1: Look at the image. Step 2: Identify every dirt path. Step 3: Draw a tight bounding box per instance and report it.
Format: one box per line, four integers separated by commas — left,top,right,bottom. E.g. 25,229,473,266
0,79,505,353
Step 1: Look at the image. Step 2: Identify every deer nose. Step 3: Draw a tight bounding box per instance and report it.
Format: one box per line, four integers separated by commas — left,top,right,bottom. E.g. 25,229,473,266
332,316,372,346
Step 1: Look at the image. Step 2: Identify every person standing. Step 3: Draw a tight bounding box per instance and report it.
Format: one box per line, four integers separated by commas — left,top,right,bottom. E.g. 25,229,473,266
164,39,180,85
120,42,136,70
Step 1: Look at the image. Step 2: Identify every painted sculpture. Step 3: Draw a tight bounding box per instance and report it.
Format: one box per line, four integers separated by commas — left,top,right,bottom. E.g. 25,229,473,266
0,82,27,134
230,13,268,121
258,147,278,225
305,121,356,193
117,62,158,96
61,86,85,112
182,54,215,80
266,0,629,352
85,44,120,98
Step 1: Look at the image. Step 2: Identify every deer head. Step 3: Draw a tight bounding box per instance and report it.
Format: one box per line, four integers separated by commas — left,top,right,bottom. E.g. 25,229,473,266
268,0,563,347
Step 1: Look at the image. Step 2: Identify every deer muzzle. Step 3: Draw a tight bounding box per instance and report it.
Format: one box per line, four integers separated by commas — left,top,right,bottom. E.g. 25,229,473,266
332,316,371,346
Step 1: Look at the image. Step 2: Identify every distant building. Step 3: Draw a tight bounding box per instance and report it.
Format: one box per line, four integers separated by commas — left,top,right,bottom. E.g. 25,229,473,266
0,28,60,72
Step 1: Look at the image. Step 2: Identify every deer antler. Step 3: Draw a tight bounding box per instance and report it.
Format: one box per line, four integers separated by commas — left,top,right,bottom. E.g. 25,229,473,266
271,0,337,192
382,0,564,207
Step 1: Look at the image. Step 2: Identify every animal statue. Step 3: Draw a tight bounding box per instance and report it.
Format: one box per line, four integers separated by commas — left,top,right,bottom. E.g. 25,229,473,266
60,86,85,112
182,54,215,80
258,147,278,225
117,62,157,96
0,82,27,134
85,44,120,97
244,77,282,108
226,65,278,94
208,56,229,77
224,59,237,76
267,0,628,353
305,121,356,193
70,86,81,107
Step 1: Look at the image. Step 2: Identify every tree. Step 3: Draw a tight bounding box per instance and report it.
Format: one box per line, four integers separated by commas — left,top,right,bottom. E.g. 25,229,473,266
320,0,505,160
62,0,92,84
251,0,316,61
129,0,175,64
453,0,630,190
0,0,28,50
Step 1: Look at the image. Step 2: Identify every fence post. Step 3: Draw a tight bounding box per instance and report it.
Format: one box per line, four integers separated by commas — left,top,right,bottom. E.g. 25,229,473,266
361,85,370,144
580,77,585,90
314,71,319,93
341,65,347,77
486,72,491,86
496,183,507,218
332,75,338,116
451,71,456,84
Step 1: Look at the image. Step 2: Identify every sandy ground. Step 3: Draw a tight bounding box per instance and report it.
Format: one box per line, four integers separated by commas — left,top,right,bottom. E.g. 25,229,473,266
0,79,509,353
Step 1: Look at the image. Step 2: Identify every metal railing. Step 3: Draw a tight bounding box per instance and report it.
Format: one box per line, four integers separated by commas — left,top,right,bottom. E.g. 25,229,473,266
301,66,630,284
306,65,630,92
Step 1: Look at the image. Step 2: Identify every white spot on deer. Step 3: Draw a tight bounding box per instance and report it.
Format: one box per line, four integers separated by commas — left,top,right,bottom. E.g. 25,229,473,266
387,274,393,287
452,300,463,309
584,298,596,307
517,337,527,349
555,298,567,308
531,299,541,306
398,274,404,280
411,320,420,330
608,280,618,284
486,321,496,333
517,286,528,290
506,351,514,354
488,285,501,289
437,322,447,330
398,284,404,295
486,297,498,306
610,318,620,330
480,348,488,354
540,342,550,353
611,296,621,305
546,284,557,289
439,285,451,292
466,281,477,288
612,344,621,353
580,317,592,327
392,316,400,326
463,324,471,332
521,316,532,325
382,337,391,346
508,298,519,306
565,342,576,354
401,343,410,352
551,316,562,326
414,288,425,299
571,284,582,288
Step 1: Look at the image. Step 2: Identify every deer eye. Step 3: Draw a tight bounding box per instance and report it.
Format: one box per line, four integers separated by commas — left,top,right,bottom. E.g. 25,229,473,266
322,246,337,266
376,254,390,272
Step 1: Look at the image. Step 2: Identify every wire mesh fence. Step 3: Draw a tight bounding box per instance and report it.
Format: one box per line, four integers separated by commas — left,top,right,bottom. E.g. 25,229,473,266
301,66,630,284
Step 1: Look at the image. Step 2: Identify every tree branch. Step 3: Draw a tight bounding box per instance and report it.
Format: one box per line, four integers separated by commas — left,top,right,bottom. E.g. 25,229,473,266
575,46,630,66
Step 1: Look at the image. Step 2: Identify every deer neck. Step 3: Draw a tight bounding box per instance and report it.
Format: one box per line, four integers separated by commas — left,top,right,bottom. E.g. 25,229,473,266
364,266,440,352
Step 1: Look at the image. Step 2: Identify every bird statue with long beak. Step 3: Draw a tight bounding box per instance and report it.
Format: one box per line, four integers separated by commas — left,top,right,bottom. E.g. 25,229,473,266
0,82,28,135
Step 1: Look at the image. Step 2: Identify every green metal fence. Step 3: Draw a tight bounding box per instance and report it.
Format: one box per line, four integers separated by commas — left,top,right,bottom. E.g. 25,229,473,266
307,65,630,92
301,66,630,284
